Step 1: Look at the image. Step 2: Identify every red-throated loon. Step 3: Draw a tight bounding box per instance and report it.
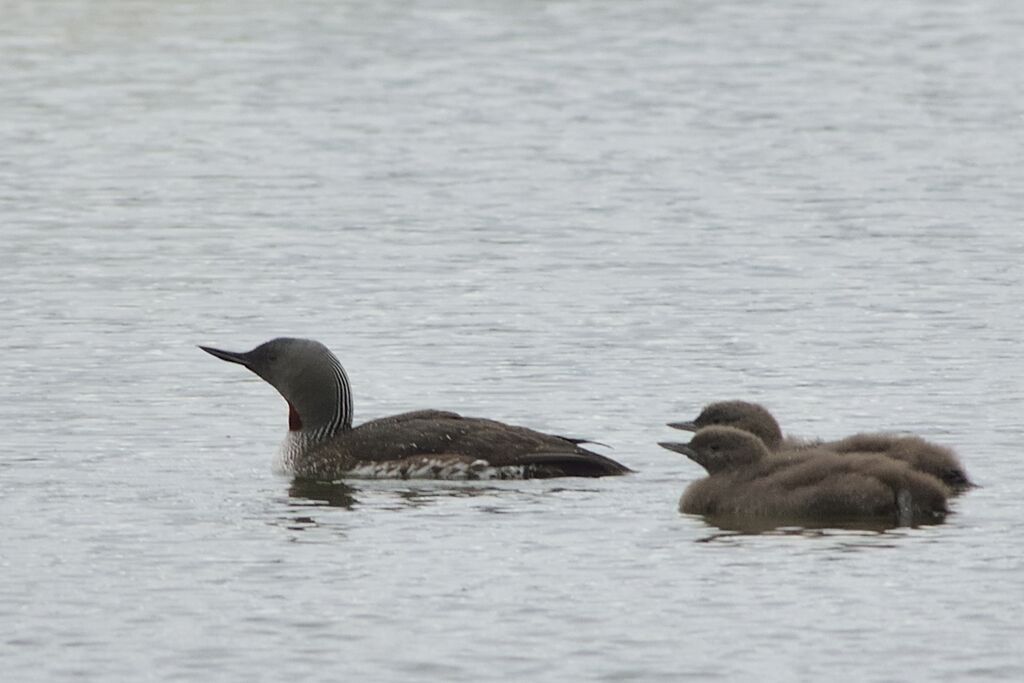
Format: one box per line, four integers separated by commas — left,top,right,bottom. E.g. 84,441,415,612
200,337,631,481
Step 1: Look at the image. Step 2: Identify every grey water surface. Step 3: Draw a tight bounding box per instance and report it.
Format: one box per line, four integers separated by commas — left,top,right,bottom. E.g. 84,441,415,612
2,0,1023,680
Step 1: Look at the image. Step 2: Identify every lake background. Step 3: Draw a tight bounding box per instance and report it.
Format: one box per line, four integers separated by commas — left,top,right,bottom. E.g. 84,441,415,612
2,0,1023,680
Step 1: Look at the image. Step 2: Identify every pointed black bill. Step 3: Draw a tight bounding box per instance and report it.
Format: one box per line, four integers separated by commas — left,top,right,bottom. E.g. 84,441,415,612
666,420,698,432
658,441,697,458
198,345,252,366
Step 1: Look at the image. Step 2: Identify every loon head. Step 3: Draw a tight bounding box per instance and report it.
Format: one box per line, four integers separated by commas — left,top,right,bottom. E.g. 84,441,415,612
659,425,770,475
199,337,353,437
668,400,783,451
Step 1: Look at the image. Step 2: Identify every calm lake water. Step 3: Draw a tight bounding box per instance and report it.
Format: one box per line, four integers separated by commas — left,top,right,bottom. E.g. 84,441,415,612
3,0,1023,680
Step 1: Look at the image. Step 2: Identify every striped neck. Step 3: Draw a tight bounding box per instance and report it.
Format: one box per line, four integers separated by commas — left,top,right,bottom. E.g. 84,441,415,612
295,352,353,441
274,357,351,475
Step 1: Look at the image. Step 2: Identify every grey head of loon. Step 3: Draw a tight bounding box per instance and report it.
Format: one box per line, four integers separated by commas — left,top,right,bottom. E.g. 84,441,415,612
199,337,353,440
668,400,783,451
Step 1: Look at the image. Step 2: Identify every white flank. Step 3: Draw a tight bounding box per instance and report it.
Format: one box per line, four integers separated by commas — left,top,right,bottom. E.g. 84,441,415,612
346,459,528,481
274,432,307,475
276,433,532,480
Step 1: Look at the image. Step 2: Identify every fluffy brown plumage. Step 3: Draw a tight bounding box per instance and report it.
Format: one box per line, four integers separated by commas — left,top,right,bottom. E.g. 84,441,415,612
666,400,972,492
663,426,951,526
668,400,787,451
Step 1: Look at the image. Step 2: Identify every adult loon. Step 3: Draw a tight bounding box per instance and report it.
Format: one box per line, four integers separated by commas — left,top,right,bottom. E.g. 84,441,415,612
200,337,631,481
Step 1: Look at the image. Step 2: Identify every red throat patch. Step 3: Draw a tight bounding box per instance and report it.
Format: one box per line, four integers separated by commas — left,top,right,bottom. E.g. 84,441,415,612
288,402,303,431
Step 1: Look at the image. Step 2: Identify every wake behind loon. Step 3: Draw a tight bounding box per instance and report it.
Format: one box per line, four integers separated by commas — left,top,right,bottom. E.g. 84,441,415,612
200,337,631,481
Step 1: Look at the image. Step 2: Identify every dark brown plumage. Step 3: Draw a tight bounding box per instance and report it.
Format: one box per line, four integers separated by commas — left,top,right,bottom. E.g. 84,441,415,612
663,426,951,526
666,400,973,492
296,409,631,480
200,338,631,480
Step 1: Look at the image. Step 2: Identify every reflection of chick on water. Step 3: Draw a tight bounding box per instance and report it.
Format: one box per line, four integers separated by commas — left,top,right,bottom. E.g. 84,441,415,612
661,426,951,527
